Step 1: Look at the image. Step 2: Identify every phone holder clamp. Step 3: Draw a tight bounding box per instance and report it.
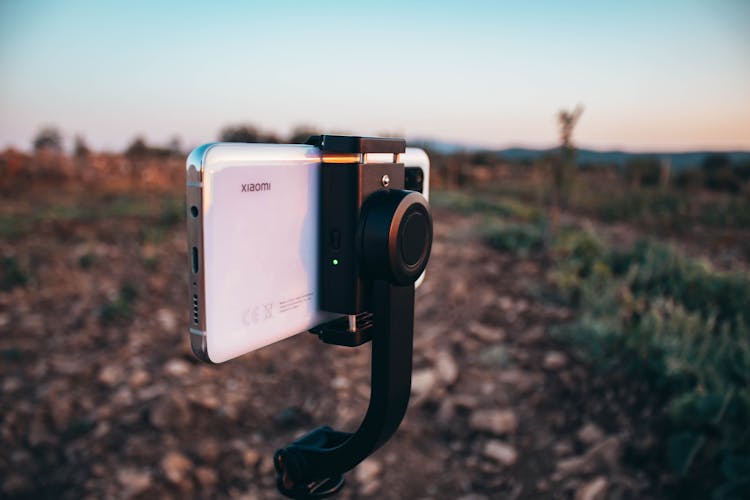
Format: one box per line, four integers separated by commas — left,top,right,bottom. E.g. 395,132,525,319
273,136,433,498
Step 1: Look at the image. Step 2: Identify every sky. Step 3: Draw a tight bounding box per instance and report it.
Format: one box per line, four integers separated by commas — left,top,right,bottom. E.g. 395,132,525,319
1,0,749,152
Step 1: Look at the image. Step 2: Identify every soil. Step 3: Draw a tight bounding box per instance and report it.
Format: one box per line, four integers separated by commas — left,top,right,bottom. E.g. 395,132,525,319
0,192,673,499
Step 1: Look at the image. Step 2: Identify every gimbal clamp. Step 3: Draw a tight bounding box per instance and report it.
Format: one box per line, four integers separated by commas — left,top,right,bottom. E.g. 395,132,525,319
273,136,433,498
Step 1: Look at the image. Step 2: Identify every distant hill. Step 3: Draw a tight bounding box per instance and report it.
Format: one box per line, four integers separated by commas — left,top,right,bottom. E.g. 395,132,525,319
410,139,750,171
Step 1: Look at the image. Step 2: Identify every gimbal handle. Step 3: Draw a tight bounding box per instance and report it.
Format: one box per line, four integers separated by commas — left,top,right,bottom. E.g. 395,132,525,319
274,280,414,498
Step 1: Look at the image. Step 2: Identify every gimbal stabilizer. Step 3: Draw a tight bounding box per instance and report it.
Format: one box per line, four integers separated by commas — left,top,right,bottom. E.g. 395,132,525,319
273,136,433,498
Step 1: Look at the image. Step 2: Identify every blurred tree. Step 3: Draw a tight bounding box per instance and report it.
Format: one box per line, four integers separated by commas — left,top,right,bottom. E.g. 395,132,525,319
218,124,281,143
73,135,90,158
555,105,584,206
289,125,320,144
125,136,149,159
32,126,63,152
219,124,262,143
625,156,661,187
702,153,739,192
168,136,182,157
548,105,583,241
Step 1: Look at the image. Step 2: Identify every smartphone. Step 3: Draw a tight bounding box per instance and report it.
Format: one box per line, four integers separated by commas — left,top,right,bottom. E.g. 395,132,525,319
186,143,430,363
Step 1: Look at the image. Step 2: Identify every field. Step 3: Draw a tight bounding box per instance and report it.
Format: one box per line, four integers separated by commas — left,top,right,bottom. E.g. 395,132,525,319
1,150,749,499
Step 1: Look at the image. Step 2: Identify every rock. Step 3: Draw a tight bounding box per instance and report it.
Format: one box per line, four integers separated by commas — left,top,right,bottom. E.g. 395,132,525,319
554,440,574,457
469,409,518,436
476,345,511,368
451,394,479,410
242,449,261,468
498,296,514,311
195,466,218,488
98,364,122,386
116,468,152,496
150,394,192,429
164,358,190,377
555,437,622,477
435,350,459,385
411,369,437,396
162,451,193,485
1,474,32,495
575,476,608,500
590,436,622,469
359,479,381,496
497,369,539,395
156,308,178,332
128,369,151,389
482,440,518,466
543,351,568,370
330,376,350,390
467,321,506,343
519,325,546,345
2,377,22,392
577,423,604,447
355,458,382,484
196,438,221,463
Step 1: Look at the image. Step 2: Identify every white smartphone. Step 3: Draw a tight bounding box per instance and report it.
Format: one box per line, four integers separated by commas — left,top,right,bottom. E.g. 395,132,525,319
186,143,430,363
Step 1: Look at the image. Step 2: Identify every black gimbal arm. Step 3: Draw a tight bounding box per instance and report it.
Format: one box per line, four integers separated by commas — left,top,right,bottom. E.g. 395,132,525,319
274,281,414,497
273,136,432,498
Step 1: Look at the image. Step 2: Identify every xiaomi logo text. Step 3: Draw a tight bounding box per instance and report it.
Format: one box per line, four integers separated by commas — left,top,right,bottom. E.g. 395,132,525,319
241,182,271,192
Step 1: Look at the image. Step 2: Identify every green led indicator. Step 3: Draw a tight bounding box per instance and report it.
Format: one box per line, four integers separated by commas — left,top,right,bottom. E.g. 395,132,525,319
332,259,339,266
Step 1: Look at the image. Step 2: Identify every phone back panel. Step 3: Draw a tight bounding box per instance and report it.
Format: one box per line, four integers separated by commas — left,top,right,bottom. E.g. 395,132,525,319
196,144,332,362
188,143,430,363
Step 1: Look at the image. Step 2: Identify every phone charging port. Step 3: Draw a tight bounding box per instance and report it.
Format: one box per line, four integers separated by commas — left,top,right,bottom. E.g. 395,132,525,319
192,247,199,273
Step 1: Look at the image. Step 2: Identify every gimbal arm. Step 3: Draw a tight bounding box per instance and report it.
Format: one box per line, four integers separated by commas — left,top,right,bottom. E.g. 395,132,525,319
274,281,414,497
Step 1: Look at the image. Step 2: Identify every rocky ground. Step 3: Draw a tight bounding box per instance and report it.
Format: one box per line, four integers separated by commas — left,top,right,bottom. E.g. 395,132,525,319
0,192,671,499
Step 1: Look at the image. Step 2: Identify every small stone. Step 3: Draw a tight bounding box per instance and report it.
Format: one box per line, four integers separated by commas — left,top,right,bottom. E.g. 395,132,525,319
554,440,574,457
128,369,151,389
467,321,506,343
470,409,518,436
2,377,22,392
164,358,190,377
519,325,546,345
117,468,152,496
197,438,221,463
498,369,539,395
242,449,261,468
150,394,192,429
577,423,604,446
195,466,218,488
477,345,511,368
555,437,622,477
498,296,514,311
98,364,122,386
1,474,32,495
543,351,568,370
157,308,178,332
457,494,488,500
330,376,350,390
355,458,382,484
575,476,608,500
411,369,437,396
162,451,193,485
435,350,459,385
482,440,518,466
360,479,381,496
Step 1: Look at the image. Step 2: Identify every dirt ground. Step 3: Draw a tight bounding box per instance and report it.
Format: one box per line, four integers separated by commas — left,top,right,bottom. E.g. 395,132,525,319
0,195,672,499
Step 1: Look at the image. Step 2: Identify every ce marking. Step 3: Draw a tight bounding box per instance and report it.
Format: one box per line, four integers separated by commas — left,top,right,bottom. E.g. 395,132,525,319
243,303,273,325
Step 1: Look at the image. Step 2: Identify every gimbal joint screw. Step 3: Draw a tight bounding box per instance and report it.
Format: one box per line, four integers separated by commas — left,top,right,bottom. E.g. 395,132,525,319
381,174,390,188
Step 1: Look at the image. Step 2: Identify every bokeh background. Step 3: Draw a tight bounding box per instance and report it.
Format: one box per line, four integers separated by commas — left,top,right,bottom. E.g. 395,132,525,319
1,1,749,499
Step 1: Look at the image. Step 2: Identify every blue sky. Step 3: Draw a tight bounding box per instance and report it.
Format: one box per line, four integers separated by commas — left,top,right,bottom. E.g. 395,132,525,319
1,0,748,152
